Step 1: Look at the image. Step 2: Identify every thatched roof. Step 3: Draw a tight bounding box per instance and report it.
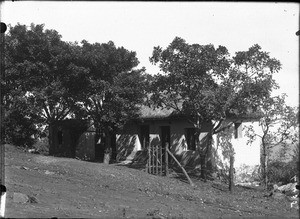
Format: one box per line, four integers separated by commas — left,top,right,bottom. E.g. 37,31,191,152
137,104,261,122
139,105,175,119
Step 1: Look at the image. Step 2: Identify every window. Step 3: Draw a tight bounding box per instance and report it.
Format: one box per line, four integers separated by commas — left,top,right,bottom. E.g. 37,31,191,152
234,123,242,139
185,128,196,151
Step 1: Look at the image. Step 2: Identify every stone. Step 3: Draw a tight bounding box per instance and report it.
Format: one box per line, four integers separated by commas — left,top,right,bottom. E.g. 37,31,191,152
45,170,55,175
291,200,299,209
277,183,298,196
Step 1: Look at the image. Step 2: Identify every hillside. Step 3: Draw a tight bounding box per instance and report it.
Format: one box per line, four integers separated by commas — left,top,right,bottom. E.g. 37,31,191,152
3,144,299,218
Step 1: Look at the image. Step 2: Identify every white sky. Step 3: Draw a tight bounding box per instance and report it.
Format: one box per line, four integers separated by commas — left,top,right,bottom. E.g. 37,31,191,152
1,1,299,107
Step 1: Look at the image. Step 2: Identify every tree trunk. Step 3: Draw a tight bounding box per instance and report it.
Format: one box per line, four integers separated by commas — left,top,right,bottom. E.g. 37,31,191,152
197,130,213,181
229,154,235,192
261,143,268,188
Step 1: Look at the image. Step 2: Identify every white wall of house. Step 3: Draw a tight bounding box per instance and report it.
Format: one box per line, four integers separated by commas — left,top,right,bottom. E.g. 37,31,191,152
214,121,262,168
213,121,262,182
117,119,263,182
116,119,211,164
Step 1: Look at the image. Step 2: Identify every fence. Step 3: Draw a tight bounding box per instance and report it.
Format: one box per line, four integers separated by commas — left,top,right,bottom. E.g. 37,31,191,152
146,143,169,176
146,142,194,186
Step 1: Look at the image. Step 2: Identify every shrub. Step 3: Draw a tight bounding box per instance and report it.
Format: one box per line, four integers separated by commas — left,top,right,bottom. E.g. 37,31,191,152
32,137,49,155
267,159,299,184
2,110,38,148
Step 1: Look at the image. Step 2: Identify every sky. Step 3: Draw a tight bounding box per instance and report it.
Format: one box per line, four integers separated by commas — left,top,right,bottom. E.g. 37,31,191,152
1,1,299,107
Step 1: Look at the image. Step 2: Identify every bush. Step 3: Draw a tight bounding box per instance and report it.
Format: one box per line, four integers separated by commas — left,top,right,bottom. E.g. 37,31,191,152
32,137,49,155
2,110,38,148
267,159,299,184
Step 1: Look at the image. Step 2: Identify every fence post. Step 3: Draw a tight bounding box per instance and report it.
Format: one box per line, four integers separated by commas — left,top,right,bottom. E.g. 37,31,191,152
160,144,163,176
155,145,158,175
165,143,169,176
147,143,150,173
229,154,235,192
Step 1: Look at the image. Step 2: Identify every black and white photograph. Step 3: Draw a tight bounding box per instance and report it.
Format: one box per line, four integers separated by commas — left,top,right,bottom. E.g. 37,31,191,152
0,1,299,218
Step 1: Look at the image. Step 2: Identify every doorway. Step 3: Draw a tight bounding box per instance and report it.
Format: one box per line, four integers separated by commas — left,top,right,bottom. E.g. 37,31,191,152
161,126,170,149
140,125,150,149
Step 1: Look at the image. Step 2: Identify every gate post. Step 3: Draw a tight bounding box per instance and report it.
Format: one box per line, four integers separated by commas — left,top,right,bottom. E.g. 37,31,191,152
165,143,169,176
160,144,163,176
147,142,150,174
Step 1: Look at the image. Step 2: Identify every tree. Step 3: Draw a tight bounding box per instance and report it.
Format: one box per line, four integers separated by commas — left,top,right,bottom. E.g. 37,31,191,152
2,23,89,147
244,94,299,187
149,37,281,179
76,40,149,160
2,23,149,157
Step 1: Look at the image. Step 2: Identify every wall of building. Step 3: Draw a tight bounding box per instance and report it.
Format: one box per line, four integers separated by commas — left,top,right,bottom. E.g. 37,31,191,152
49,120,92,159
76,124,96,161
116,122,140,161
116,118,212,166
213,121,262,182
117,118,263,182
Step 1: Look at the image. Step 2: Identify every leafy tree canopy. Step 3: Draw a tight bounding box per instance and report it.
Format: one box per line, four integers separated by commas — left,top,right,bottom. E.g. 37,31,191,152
2,23,149,147
3,23,87,124
149,37,281,133
77,40,149,131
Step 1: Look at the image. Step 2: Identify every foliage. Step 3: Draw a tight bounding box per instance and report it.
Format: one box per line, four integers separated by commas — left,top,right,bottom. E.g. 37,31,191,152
149,37,281,132
1,85,42,147
244,94,298,149
235,164,261,183
3,23,88,125
2,109,38,147
149,37,281,178
77,40,149,132
244,94,299,186
32,137,49,155
216,123,234,160
2,23,149,152
267,160,299,185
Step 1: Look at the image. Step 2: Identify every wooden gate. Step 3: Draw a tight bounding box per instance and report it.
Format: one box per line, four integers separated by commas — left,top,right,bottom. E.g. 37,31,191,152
146,142,194,186
146,143,169,176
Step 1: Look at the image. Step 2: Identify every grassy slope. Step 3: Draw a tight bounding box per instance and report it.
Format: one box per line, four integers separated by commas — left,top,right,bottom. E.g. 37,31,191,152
3,144,299,218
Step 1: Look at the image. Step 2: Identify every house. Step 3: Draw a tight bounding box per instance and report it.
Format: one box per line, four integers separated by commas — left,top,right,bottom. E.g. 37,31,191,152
49,119,117,161
116,105,263,183
49,106,263,183
49,119,99,160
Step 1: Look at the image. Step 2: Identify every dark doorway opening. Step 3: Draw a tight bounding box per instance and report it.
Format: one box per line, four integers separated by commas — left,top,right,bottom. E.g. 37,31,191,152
161,126,170,162
95,130,105,161
140,125,150,149
110,133,117,162
161,126,170,149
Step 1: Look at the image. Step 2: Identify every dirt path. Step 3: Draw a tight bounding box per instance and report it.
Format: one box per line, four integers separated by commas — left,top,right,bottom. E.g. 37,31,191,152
3,144,299,218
